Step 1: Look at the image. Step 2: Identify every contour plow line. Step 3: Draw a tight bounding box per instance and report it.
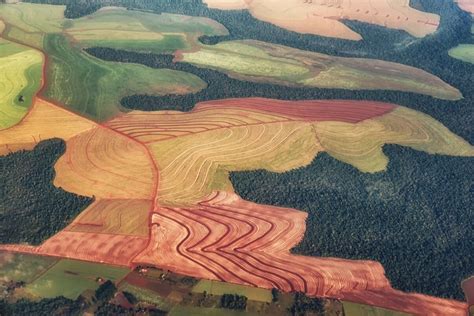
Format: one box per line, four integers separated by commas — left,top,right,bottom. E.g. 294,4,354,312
132,191,467,315
1,98,473,315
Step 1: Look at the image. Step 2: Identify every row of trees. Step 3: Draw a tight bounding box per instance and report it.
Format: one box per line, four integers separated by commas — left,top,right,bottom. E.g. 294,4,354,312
0,139,93,245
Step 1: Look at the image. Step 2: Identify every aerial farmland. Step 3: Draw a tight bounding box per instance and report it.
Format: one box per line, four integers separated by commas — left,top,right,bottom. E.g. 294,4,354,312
0,1,473,315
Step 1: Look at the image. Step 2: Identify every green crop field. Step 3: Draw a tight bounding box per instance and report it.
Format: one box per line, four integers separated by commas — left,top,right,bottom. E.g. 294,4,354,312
343,301,411,316
0,252,57,284
182,41,310,81
66,8,228,54
180,40,462,100
0,39,43,129
449,44,474,64
192,280,272,303
43,33,206,120
169,306,259,316
25,259,129,299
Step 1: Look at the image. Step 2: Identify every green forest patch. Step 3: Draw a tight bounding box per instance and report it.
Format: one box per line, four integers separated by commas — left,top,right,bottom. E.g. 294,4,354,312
0,139,93,245
0,252,57,284
449,44,474,64
192,280,272,303
25,259,128,299
43,33,206,121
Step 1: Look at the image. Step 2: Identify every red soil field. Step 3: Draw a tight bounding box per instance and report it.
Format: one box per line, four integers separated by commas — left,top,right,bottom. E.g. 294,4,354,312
106,97,395,144
196,98,396,123
132,191,466,315
462,277,474,306
0,231,148,267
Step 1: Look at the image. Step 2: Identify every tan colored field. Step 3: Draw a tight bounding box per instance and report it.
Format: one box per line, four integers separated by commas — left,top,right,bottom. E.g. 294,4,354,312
0,98,96,155
108,98,473,205
315,107,474,172
456,0,474,14
1,231,148,267
53,127,155,200
203,0,440,40
67,29,166,41
66,199,151,236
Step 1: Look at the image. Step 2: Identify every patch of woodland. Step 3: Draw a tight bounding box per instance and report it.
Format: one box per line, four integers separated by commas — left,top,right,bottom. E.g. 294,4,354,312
230,146,474,300
0,139,93,245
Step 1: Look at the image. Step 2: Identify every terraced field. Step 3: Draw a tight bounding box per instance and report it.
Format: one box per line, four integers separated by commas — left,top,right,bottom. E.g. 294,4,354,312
0,2,472,315
203,0,440,40
0,39,43,129
179,40,462,100
1,96,471,314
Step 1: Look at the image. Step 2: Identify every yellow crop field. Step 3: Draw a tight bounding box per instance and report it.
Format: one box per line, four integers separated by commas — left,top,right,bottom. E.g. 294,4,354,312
315,107,474,173
0,98,96,155
0,40,43,130
0,3,64,33
66,199,151,236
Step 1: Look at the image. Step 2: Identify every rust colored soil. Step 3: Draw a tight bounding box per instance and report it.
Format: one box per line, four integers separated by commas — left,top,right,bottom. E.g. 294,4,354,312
0,231,148,266
66,199,151,236
462,277,474,306
132,191,466,315
196,98,396,123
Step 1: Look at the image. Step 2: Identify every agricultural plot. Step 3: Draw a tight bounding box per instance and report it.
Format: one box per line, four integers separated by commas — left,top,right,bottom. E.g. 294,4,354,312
179,40,462,100
0,3,64,33
0,39,43,129
108,98,473,205
0,252,57,284
456,0,474,14
203,0,440,40
449,44,474,64
192,280,272,303
342,301,410,316
0,96,472,314
66,199,151,236
43,33,206,121
25,259,128,299
66,8,228,53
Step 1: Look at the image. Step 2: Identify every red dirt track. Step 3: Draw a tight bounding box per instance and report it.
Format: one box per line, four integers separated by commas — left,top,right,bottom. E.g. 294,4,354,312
196,98,396,123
